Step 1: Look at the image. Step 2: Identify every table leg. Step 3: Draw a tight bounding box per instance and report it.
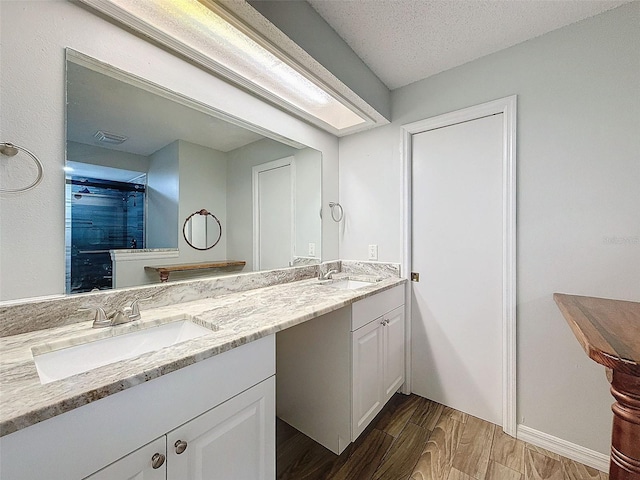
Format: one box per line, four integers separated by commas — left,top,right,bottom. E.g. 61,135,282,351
610,370,640,479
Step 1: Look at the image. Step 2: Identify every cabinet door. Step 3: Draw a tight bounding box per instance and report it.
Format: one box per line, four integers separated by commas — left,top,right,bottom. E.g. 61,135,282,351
166,376,275,480
352,319,384,441
383,306,405,399
84,437,166,480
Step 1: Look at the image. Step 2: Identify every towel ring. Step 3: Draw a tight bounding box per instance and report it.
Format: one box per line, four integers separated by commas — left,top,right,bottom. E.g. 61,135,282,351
329,202,344,222
0,142,44,194
183,209,222,251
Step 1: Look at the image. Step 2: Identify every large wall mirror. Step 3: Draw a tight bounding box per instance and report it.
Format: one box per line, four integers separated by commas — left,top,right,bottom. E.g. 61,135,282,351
65,50,322,294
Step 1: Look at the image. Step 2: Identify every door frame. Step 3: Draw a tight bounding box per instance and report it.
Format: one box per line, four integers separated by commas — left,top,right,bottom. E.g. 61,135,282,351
252,156,296,270
400,95,517,435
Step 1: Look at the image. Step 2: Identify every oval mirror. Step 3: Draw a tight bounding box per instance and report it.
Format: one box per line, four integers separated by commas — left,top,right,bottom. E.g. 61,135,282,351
183,209,222,250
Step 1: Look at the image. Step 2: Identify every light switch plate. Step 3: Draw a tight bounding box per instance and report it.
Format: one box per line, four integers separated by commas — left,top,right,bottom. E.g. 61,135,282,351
368,244,378,260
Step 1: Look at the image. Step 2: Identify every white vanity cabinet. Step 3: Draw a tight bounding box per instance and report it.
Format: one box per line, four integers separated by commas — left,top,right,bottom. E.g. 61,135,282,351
85,437,167,480
166,377,274,480
276,284,405,454
352,304,405,440
0,335,275,480
351,318,384,440
86,377,275,480
383,306,406,398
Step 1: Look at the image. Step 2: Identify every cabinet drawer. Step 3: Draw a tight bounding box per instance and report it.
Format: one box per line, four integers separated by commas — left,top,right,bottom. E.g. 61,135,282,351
351,284,405,331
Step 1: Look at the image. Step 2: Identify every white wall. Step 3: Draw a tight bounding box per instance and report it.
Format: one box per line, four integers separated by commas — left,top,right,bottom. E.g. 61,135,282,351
0,0,339,301
339,2,639,455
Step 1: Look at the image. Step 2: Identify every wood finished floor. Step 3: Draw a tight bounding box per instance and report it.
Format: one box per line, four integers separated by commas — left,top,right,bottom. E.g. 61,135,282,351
276,394,608,480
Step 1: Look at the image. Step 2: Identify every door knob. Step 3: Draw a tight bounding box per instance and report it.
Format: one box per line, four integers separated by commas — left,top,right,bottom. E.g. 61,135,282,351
175,439,188,454
151,453,165,469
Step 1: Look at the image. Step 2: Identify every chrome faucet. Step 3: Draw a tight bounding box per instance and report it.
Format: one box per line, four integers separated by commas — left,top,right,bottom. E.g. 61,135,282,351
319,269,339,281
85,298,148,328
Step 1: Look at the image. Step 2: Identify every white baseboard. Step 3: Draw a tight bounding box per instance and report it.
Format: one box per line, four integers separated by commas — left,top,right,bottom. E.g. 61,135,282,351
516,424,610,473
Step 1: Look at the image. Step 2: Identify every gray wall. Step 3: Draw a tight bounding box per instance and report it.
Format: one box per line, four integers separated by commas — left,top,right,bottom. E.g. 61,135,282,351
66,141,150,173
177,140,228,263
249,0,391,120
227,138,300,270
294,148,322,259
339,2,639,455
147,141,179,249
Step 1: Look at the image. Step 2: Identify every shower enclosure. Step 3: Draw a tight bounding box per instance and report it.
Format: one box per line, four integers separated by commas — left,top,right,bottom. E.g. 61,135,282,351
65,176,146,293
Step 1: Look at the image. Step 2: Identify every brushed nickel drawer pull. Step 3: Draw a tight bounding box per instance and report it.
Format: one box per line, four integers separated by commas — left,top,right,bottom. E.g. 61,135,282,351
175,439,188,454
151,453,165,469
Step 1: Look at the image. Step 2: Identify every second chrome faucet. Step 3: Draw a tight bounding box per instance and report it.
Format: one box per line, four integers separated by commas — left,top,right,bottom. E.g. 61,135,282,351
318,269,339,281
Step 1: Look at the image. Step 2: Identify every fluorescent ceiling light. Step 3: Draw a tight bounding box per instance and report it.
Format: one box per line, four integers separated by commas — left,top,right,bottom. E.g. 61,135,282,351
96,0,368,131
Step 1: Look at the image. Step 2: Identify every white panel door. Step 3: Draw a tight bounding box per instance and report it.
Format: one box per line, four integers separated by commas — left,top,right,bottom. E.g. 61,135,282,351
85,437,166,480
411,114,503,425
383,306,405,399
166,377,275,480
351,319,383,440
253,158,293,270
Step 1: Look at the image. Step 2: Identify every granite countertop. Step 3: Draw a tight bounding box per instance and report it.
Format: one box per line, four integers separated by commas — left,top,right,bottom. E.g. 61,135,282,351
0,275,405,437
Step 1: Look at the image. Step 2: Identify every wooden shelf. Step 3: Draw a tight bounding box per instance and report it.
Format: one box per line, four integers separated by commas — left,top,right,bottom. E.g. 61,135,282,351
554,293,640,480
145,261,246,282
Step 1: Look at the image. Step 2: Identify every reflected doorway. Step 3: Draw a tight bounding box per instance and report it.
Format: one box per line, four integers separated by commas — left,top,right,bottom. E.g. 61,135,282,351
252,157,294,270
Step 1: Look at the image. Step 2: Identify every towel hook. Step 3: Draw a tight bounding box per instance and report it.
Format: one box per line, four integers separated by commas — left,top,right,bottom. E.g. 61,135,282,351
0,142,44,194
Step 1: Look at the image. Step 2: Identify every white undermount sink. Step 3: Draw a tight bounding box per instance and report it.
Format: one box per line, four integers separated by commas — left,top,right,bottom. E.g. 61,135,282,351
32,319,214,384
327,279,375,290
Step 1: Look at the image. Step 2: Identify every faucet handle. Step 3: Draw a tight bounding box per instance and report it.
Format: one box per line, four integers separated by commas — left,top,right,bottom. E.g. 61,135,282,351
129,296,152,320
80,307,110,328
109,309,131,326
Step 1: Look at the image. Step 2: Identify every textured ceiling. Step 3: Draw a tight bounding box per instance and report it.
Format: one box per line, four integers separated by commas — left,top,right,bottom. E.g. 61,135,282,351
306,0,631,89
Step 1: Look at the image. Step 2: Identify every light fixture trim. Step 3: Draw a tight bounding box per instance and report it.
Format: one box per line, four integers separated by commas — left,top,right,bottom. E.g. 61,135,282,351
77,0,386,135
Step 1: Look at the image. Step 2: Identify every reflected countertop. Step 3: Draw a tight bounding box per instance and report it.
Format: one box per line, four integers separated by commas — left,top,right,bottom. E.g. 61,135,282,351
0,275,405,437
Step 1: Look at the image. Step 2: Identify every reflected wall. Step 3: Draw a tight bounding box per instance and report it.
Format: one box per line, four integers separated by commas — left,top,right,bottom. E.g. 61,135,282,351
0,0,339,302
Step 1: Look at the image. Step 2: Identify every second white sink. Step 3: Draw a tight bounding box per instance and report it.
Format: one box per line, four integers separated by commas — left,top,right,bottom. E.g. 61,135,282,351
33,319,214,384
329,279,375,290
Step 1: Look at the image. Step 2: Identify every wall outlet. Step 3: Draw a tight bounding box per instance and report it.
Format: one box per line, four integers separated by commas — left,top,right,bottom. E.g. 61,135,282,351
368,244,378,260
308,243,316,257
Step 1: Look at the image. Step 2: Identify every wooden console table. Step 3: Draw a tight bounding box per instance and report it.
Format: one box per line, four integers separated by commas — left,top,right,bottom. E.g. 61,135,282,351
554,293,640,480
145,260,246,282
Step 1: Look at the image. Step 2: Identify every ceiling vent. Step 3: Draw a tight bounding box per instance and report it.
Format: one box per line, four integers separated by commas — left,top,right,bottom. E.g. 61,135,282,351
94,130,128,145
